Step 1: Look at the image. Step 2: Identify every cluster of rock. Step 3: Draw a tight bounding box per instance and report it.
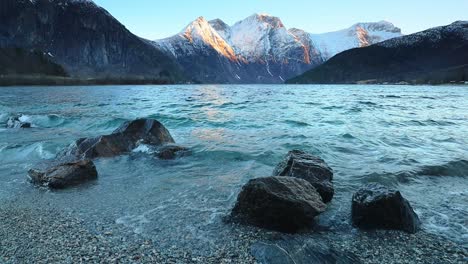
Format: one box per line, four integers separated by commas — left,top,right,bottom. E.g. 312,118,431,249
21,118,421,235
6,114,31,128
28,118,188,189
231,150,421,234
231,150,334,233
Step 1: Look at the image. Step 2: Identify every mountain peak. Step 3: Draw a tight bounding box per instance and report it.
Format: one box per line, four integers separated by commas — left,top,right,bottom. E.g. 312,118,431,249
246,13,285,28
352,21,401,34
209,19,229,31
180,16,237,61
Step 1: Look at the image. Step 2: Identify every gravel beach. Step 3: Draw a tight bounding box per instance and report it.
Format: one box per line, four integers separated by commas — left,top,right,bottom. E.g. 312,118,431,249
1,202,466,264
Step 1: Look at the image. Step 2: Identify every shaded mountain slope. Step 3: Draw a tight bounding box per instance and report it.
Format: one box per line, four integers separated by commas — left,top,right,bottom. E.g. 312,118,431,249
0,0,183,82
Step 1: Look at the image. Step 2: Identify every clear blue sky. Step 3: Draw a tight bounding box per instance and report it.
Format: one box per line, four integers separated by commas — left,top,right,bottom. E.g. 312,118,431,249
93,0,468,40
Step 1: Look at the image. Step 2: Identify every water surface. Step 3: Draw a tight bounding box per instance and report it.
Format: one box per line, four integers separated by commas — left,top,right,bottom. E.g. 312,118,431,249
0,85,466,252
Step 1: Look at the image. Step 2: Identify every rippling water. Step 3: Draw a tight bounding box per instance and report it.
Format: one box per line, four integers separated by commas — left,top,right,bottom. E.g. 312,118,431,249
0,85,467,250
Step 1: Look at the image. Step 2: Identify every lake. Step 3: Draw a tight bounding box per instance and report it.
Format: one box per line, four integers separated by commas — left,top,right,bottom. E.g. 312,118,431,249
0,85,467,256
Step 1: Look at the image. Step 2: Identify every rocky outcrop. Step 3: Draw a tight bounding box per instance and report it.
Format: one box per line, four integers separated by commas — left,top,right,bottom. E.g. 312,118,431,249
62,119,175,159
231,176,326,233
156,145,190,160
28,159,98,189
273,150,334,203
6,115,31,128
352,183,421,233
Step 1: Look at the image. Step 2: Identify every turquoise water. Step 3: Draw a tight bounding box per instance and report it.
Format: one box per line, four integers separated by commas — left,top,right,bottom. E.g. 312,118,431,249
0,85,467,250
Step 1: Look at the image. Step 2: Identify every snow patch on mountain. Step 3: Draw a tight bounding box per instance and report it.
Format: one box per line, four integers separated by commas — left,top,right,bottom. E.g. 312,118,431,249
227,14,302,62
156,17,237,61
309,21,402,60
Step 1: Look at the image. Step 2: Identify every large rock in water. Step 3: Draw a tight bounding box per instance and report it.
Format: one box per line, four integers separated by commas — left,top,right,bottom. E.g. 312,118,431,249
28,159,97,189
231,177,326,233
6,115,31,128
63,119,175,159
273,150,334,203
352,183,421,233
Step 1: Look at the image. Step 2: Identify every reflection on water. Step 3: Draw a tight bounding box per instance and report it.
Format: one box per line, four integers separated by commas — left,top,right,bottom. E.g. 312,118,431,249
0,84,467,252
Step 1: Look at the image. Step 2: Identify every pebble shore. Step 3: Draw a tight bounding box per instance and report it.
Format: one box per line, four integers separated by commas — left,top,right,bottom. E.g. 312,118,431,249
0,204,466,264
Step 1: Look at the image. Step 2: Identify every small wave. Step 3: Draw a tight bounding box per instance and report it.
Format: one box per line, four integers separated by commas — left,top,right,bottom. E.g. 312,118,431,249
86,118,129,131
16,114,67,128
284,119,310,127
0,142,55,161
358,101,378,106
321,106,343,110
341,133,356,139
416,160,468,177
404,119,456,127
381,95,402,99
0,113,8,124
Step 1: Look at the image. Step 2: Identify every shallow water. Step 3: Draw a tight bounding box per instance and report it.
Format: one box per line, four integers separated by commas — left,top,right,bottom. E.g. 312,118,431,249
0,85,467,251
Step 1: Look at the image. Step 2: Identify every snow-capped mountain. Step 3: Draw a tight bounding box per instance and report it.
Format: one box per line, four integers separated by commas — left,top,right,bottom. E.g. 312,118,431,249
308,21,402,60
154,14,402,83
288,21,468,84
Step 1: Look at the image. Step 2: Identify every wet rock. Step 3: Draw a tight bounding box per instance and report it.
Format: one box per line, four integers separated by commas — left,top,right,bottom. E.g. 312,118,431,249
6,115,31,128
62,119,175,159
231,176,326,233
352,183,421,233
273,150,334,203
28,159,98,189
156,145,190,160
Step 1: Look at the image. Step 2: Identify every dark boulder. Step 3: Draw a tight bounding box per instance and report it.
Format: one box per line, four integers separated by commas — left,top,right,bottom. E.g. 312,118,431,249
62,119,175,159
273,150,334,203
231,176,326,233
6,115,31,128
156,145,190,160
28,159,98,189
352,183,421,233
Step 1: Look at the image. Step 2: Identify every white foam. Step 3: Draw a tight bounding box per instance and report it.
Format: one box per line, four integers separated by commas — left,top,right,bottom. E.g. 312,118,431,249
132,144,152,154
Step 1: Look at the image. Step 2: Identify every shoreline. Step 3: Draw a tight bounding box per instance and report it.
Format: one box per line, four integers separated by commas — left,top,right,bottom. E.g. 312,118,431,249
1,202,466,264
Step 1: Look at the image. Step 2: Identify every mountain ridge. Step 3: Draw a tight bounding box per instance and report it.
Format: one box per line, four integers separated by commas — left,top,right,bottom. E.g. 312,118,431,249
287,21,468,85
154,14,402,83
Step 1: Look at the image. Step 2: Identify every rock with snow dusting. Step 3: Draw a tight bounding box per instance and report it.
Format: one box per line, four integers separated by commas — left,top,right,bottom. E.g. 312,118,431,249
231,176,326,233
352,183,421,233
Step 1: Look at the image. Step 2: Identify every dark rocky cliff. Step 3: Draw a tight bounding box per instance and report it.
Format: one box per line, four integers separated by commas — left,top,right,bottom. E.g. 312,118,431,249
0,47,67,77
0,0,184,82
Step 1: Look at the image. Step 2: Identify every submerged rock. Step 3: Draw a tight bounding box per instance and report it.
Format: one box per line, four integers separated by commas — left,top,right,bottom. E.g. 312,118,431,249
231,176,326,233
352,183,421,233
251,238,361,264
273,150,334,203
28,159,98,189
156,145,190,160
6,115,31,128
62,118,175,159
